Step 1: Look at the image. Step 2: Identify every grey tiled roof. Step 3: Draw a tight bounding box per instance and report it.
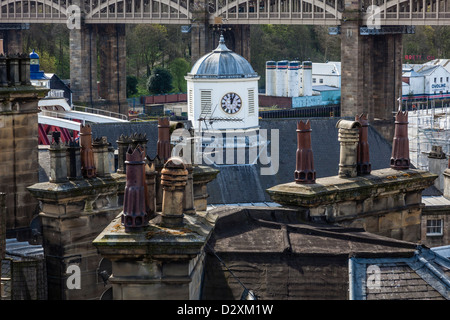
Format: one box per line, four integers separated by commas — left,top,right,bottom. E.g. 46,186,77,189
201,206,450,300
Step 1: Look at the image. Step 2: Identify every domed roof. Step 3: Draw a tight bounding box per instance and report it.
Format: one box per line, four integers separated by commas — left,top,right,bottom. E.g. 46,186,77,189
187,34,258,79
29,49,39,59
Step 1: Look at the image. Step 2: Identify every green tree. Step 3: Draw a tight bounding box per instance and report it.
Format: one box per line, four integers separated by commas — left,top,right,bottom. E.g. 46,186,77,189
169,58,191,93
126,75,139,97
147,67,173,94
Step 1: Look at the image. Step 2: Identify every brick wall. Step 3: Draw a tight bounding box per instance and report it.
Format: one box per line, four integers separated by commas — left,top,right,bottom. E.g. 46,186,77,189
259,95,292,108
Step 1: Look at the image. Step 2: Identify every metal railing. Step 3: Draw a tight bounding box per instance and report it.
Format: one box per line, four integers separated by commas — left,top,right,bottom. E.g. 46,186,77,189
72,105,128,121
259,104,340,119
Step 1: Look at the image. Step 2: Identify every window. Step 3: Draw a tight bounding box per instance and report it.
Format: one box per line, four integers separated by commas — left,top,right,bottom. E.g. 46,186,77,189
447,77,449,82
319,79,324,84
434,78,437,83
313,78,316,83
441,77,443,83
426,219,443,236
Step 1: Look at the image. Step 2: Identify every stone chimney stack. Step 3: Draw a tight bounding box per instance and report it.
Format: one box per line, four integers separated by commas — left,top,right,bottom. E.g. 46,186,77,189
116,134,132,174
161,157,188,228
355,114,371,175
427,145,447,193
92,136,111,178
157,117,171,162
390,111,410,170
49,131,68,183
336,119,362,178
80,124,96,178
294,120,316,184
66,140,83,180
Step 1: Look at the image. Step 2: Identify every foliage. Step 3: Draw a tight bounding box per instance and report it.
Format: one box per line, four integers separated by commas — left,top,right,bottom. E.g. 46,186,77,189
126,24,191,80
169,58,191,93
126,75,139,97
147,67,173,94
22,24,70,79
403,26,450,62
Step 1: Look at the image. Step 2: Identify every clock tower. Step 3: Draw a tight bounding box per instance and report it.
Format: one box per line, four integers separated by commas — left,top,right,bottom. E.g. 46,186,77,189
185,34,260,132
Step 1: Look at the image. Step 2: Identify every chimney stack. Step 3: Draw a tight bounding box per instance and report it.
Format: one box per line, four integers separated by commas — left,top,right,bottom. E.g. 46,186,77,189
336,119,361,178
355,114,371,175
161,157,188,228
80,124,96,178
390,111,410,170
294,120,316,184
121,145,149,232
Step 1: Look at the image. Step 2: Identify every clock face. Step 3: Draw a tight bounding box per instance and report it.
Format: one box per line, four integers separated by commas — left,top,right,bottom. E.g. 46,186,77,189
221,92,242,114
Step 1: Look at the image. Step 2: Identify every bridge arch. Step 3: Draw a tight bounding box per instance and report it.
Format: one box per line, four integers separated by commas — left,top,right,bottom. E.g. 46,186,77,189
85,0,191,20
213,0,343,21
0,0,69,21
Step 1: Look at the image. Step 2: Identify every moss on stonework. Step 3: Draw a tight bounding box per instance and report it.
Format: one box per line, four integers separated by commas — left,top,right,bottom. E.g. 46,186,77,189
266,169,438,208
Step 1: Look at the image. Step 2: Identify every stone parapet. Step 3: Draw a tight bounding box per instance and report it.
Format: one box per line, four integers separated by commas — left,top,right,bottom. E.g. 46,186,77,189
0,62,48,232
93,211,217,299
267,168,437,242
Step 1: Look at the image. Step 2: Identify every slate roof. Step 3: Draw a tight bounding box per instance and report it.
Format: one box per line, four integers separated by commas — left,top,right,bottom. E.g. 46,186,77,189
205,117,394,204
201,206,450,300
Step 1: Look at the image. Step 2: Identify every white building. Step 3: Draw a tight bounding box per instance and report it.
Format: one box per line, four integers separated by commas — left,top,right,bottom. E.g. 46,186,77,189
310,61,341,88
185,34,260,132
402,64,450,99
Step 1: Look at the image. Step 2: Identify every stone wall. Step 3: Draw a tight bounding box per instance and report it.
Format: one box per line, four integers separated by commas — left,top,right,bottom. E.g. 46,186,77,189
267,168,437,243
28,176,123,300
421,206,450,248
0,54,48,234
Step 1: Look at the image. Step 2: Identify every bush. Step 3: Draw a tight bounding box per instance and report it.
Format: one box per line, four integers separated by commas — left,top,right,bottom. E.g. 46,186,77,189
147,67,173,94
126,75,138,97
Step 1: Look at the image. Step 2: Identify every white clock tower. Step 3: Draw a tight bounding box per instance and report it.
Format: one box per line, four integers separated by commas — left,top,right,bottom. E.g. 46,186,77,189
185,34,260,132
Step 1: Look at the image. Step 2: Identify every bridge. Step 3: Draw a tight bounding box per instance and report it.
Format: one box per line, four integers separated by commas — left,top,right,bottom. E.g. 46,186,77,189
37,92,128,145
1,0,450,25
1,0,449,139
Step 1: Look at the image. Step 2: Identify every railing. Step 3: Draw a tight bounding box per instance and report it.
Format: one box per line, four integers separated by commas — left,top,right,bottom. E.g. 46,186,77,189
259,104,340,119
72,105,128,121
2,0,450,25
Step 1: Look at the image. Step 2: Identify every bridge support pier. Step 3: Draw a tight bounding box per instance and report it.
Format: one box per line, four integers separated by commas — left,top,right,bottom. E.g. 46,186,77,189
98,24,127,116
340,23,403,142
70,24,127,116
0,29,23,54
70,24,99,109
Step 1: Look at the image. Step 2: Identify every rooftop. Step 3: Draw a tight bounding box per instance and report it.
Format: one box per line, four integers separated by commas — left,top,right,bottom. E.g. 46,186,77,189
201,206,450,300
186,34,259,80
